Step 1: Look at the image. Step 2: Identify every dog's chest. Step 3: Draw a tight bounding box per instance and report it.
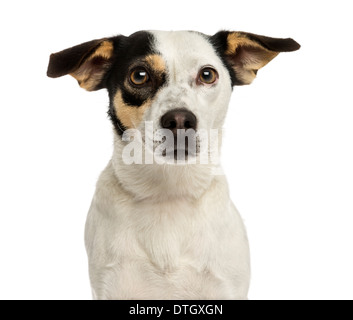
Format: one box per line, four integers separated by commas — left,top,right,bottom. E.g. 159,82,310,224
86,167,249,299
109,200,234,299
132,200,206,269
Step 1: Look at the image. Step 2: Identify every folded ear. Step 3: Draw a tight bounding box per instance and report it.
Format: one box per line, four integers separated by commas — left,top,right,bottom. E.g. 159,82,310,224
211,31,300,85
47,38,115,91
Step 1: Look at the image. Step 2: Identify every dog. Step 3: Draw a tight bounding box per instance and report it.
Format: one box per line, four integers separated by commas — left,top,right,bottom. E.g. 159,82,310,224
47,30,300,300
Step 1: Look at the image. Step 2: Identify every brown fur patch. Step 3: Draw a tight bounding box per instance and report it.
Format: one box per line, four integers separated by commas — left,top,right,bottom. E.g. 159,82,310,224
226,33,278,85
70,40,114,91
114,91,152,129
145,54,166,74
93,40,114,59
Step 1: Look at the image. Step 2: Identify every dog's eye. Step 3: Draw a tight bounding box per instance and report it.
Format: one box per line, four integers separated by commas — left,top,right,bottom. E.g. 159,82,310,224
130,68,150,86
198,67,218,85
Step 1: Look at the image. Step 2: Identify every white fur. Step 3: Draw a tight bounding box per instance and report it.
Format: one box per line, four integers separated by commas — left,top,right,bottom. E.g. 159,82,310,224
85,31,250,300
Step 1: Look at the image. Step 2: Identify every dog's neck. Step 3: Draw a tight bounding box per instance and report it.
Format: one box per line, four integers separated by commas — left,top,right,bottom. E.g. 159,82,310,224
110,133,221,202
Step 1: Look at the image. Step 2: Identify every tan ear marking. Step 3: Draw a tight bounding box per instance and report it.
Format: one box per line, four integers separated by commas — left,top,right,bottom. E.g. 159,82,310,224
226,33,278,65
93,40,114,59
226,32,255,55
69,40,114,91
218,31,300,85
226,33,279,85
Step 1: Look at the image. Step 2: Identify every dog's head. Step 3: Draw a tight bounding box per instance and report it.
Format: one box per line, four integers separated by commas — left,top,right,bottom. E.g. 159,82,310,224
47,30,300,163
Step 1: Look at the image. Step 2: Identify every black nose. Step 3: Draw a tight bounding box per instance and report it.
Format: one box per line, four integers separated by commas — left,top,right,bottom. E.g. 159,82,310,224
161,109,197,135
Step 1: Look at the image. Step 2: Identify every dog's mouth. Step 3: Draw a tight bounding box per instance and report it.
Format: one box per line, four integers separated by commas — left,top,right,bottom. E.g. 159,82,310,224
153,131,200,161
161,146,197,160
160,136,199,160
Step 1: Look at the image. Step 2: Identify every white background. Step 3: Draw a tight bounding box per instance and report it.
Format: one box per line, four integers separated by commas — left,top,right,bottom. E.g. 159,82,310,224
0,0,352,300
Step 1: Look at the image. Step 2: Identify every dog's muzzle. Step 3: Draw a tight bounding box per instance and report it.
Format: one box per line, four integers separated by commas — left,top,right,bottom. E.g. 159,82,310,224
160,109,198,159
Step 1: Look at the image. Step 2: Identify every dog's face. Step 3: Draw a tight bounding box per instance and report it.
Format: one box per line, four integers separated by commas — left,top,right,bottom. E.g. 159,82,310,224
48,30,299,162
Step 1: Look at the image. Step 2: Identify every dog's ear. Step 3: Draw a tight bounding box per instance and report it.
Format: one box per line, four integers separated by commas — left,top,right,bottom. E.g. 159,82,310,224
47,38,115,91
211,31,300,85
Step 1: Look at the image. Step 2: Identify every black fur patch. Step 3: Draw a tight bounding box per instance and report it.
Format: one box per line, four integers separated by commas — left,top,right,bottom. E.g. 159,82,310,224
106,31,167,135
209,31,238,87
121,89,146,107
107,107,126,136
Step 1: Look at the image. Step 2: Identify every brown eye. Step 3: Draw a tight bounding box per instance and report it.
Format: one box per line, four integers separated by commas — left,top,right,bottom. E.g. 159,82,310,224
130,68,149,86
198,67,218,85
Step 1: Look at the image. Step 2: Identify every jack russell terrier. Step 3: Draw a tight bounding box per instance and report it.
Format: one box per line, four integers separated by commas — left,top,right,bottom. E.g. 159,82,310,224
47,30,300,300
